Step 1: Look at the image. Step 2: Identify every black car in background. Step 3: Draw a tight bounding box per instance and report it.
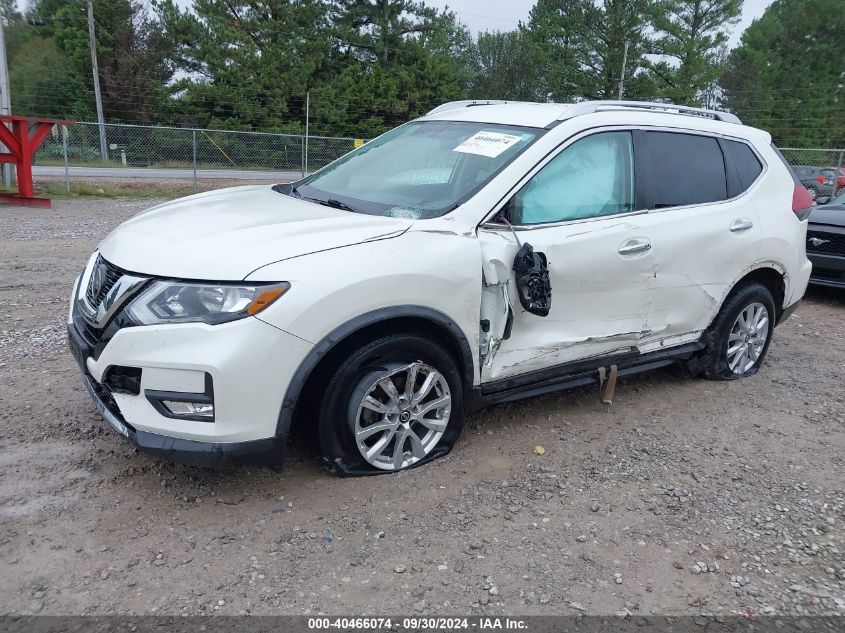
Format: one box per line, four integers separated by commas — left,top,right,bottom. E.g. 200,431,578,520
807,191,845,288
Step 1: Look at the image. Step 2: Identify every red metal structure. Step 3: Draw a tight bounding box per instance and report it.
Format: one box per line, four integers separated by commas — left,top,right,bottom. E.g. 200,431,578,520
0,115,73,208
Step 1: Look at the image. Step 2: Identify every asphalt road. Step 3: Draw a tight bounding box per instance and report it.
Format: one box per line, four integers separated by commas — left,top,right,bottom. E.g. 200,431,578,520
33,165,302,182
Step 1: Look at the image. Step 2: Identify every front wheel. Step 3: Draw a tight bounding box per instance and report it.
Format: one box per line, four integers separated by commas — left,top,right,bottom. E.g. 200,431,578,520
317,334,464,476
697,282,776,380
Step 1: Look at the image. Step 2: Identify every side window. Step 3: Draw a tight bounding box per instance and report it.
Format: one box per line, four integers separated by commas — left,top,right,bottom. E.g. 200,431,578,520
642,132,727,208
724,140,763,191
510,131,634,225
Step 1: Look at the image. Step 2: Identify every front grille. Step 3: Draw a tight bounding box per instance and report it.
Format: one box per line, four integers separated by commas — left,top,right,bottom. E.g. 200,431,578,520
807,230,845,256
85,256,125,311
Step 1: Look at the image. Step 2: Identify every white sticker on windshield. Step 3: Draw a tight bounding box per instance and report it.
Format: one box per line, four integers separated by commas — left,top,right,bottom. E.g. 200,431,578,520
453,131,522,158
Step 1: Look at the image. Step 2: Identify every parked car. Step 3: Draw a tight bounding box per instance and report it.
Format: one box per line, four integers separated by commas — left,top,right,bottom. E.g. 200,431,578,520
793,165,845,201
806,190,845,287
68,100,813,475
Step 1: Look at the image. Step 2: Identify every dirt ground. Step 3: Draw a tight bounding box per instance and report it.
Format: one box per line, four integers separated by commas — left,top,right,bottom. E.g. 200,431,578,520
1,199,843,618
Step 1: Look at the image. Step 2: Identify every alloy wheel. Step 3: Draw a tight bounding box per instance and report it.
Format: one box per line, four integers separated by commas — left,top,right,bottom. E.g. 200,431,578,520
353,362,451,471
726,302,770,375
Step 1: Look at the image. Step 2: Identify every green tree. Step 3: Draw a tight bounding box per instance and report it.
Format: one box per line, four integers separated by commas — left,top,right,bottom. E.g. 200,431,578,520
1,0,35,82
13,0,176,122
527,0,653,101
646,0,741,104
330,0,441,65
312,1,472,136
9,38,80,118
155,0,331,130
468,30,544,101
721,0,844,147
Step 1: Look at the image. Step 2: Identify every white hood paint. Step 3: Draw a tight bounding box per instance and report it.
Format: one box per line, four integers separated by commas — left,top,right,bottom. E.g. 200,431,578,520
97,185,413,279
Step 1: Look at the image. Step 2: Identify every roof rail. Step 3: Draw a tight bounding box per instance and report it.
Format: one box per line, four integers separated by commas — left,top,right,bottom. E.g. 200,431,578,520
559,100,741,124
426,100,515,115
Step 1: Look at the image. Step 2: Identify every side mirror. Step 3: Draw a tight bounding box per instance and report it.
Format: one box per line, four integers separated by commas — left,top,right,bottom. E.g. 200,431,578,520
513,242,552,317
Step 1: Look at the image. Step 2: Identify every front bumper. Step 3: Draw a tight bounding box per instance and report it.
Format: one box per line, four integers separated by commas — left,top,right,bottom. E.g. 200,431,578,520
807,252,845,288
81,370,284,467
806,224,845,288
68,297,313,467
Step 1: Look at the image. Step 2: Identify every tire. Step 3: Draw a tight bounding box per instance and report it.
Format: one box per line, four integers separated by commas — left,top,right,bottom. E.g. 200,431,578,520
316,333,464,476
696,282,776,380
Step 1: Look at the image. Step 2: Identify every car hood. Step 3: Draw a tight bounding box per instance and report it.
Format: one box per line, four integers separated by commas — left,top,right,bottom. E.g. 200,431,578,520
97,185,413,279
808,204,845,227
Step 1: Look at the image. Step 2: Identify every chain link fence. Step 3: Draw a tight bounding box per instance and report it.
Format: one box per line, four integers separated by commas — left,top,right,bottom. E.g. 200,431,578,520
779,147,845,201
29,121,845,202
32,122,362,189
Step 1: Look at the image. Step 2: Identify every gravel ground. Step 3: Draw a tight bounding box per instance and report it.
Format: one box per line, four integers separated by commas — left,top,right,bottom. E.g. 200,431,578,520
0,199,844,619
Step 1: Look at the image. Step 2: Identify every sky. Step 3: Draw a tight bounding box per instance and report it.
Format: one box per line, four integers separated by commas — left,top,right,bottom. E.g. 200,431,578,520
164,0,774,49
402,0,774,49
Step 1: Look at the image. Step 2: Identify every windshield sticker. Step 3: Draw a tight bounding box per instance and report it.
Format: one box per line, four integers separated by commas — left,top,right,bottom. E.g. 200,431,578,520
453,131,523,158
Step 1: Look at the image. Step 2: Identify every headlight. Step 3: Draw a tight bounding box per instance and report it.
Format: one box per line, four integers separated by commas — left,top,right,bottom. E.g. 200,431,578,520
126,281,289,325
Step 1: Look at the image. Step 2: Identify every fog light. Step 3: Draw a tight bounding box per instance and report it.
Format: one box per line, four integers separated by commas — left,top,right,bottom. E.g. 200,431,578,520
162,401,214,419
145,372,215,422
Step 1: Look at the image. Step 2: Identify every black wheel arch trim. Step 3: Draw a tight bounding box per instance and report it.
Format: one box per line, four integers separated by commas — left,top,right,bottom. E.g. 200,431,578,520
275,305,476,437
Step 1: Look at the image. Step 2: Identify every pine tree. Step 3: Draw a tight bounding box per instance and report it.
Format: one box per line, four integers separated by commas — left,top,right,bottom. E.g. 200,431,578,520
646,0,741,105
721,0,845,147
468,30,544,101
526,0,653,102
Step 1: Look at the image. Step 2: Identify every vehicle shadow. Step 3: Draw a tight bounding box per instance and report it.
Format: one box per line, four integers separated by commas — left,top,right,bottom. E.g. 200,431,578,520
804,284,845,306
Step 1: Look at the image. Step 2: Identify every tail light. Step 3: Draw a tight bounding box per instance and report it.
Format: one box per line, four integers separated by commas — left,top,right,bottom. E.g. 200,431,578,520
792,185,813,220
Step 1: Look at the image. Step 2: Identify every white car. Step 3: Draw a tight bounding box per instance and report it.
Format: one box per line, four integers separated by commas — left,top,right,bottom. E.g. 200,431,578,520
68,100,813,475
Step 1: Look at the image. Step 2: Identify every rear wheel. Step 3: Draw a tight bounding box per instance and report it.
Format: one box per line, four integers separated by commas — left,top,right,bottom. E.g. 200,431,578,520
316,334,464,476
697,282,776,380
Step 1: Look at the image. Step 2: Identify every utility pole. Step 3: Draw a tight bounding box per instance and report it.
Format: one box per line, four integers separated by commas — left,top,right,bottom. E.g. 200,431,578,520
87,0,108,161
618,41,629,101
0,17,12,187
304,91,309,175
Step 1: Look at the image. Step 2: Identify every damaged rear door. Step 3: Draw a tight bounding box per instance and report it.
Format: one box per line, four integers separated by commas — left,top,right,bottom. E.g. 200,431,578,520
477,129,655,383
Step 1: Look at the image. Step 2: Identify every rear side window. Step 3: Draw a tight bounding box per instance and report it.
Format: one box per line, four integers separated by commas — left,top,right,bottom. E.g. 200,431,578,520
724,140,763,191
641,132,727,208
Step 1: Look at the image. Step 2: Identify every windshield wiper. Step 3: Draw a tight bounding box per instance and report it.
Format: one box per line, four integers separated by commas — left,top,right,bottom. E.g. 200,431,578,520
284,186,361,213
319,198,360,213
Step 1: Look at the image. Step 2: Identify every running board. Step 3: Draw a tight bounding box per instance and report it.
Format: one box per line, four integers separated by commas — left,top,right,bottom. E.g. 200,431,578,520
468,342,704,409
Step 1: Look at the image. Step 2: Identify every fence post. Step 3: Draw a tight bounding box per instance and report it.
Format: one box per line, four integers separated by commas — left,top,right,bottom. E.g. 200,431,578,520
301,135,305,179
304,91,310,176
192,130,197,190
62,125,70,194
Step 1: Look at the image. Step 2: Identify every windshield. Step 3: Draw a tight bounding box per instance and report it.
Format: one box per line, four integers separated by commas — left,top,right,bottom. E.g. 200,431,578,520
292,121,542,219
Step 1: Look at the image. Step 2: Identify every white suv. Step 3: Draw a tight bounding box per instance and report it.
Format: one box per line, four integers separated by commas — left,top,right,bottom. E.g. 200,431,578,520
68,100,813,475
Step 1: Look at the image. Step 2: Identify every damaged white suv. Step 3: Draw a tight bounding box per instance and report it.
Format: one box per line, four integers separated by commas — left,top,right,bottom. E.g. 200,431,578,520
68,100,813,475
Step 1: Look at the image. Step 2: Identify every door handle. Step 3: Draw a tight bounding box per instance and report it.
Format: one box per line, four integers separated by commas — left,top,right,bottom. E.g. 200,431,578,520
618,238,652,255
730,218,754,232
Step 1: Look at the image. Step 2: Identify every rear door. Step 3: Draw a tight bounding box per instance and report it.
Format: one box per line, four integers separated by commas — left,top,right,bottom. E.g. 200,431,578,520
631,131,765,351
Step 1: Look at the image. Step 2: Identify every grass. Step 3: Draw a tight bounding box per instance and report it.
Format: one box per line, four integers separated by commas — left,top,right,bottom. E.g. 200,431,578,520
0,180,227,201
37,181,207,200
